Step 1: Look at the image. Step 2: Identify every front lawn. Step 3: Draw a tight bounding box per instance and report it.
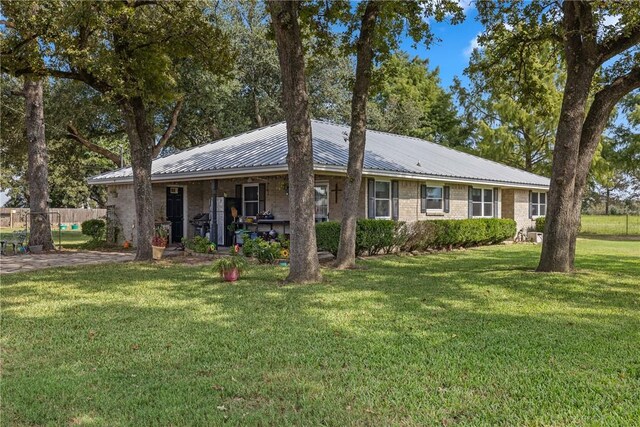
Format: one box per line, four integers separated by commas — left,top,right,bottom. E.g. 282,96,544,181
1,239,639,425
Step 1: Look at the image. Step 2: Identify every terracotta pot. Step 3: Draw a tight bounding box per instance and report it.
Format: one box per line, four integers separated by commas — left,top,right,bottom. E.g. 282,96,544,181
222,268,239,282
152,245,166,260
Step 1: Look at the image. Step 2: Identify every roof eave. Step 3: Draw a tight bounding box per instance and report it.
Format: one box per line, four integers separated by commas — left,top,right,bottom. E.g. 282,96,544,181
89,163,549,190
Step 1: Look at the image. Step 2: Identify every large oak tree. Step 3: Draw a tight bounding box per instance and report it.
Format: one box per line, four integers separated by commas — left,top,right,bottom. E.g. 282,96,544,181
476,0,640,272
1,0,231,260
267,0,322,283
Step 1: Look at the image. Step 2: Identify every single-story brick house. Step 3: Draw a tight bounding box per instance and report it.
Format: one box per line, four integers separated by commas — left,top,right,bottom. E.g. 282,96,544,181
88,120,550,246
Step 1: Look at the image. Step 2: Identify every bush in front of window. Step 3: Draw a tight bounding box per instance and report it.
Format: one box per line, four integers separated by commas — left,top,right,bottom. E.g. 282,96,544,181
404,218,516,251
315,220,402,256
317,218,516,256
535,217,545,233
356,219,399,256
402,221,439,252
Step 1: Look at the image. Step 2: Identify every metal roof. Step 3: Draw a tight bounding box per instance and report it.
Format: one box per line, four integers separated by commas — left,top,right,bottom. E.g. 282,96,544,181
88,120,550,188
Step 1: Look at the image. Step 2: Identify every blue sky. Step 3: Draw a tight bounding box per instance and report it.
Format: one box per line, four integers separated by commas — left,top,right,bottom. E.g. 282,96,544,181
401,3,483,89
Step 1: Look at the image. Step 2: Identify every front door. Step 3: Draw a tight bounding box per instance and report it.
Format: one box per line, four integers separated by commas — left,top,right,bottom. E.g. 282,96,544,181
166,187,184,243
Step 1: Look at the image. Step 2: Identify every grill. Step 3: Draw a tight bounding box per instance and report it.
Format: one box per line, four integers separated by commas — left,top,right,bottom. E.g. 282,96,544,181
190,213,210,237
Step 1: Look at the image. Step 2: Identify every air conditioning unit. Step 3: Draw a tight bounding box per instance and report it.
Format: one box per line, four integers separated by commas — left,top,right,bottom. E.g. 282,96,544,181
527,232,543,244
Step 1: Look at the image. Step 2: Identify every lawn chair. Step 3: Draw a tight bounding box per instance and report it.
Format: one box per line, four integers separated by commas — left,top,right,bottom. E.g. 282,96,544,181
8,230,28,254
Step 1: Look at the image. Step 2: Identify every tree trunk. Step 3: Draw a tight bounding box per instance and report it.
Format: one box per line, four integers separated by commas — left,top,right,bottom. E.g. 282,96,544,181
120,97,155,261
605,188,610,215
268,1,321,283
335,1,379,269
24,77,55,251
537,69,593,272
537,1,596,272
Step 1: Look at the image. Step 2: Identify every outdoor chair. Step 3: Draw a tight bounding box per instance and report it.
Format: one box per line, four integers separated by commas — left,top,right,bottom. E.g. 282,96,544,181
7,230,28,254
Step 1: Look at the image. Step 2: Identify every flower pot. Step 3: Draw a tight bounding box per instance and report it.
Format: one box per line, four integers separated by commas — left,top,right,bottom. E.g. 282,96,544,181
29,245,43,254
222,268,239,282
152,245,166,260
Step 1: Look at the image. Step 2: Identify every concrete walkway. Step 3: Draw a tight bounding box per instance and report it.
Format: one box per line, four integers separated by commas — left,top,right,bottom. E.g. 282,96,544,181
0,251,134,275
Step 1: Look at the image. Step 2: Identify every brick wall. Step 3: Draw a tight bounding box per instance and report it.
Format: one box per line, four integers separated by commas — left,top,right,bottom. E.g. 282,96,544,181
106,175,536,245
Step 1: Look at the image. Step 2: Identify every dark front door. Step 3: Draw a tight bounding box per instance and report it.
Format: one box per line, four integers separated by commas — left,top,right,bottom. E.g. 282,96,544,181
224,197,242,246
166,187,184,243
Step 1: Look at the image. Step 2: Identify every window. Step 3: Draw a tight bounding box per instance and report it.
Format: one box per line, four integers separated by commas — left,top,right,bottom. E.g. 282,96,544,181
531,191,546,217
243,184,259,217
374,180,391,218
426,186,443,210
314,183,329,221
471,188,493,217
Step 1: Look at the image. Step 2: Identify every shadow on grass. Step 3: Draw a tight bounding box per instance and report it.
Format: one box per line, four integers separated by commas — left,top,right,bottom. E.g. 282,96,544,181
2,244,640,425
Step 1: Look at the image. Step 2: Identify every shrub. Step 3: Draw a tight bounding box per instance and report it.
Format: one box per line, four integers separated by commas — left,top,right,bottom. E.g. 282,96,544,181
183,236,215,253
402,221,438,252
81,219,105,241
356,219,398,255
316,219,402,256
535,217,545,232
243,237,282,264
315,221,341,256
317,218,516,256
404,218,516,251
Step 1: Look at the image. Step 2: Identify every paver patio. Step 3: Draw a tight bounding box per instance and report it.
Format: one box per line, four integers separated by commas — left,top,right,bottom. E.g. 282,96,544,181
0,251,134,274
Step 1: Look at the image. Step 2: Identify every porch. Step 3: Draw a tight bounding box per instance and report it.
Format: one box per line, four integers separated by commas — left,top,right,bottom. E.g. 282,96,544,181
148,174,354,247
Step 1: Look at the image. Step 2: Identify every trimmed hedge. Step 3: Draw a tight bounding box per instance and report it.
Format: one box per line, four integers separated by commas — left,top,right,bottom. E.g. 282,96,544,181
405,218,516,251
316,218,516,255
535,217,545,232
316,219,400,256
315,221,341,256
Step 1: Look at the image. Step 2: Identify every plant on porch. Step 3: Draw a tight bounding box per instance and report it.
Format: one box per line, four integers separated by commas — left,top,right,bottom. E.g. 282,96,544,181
151,226,169,260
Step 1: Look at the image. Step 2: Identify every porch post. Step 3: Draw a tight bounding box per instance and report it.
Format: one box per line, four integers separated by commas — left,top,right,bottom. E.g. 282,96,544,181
210,179,218,244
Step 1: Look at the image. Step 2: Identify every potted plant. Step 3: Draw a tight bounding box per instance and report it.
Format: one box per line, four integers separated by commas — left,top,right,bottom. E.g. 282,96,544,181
212,252,248,282
151,226,169,260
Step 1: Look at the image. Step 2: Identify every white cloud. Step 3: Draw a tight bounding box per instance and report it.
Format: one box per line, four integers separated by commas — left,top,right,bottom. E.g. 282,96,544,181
463,34,480,58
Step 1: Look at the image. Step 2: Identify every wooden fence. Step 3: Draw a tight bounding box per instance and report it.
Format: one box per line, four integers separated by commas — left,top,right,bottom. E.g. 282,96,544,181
0,208,106,228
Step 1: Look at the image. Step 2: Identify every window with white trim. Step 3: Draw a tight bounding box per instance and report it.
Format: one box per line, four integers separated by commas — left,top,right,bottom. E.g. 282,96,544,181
374,180,391,218
471,188,493,217
243,184,259,217
531,191,546,217
426,186,443,211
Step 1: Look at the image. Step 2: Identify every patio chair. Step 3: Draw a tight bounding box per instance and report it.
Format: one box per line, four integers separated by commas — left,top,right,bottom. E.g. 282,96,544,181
8,230,28,254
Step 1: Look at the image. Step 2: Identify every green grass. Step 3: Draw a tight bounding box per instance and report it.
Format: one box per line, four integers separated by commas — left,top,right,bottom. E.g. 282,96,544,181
2,239,639,425
0,227,91,249
580,214,640,236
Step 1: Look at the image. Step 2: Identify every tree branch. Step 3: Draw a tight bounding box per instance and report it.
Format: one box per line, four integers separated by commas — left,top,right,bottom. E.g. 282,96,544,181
66,122,122,167
152,98,184,158
575,65,640,189
598,24,640,65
